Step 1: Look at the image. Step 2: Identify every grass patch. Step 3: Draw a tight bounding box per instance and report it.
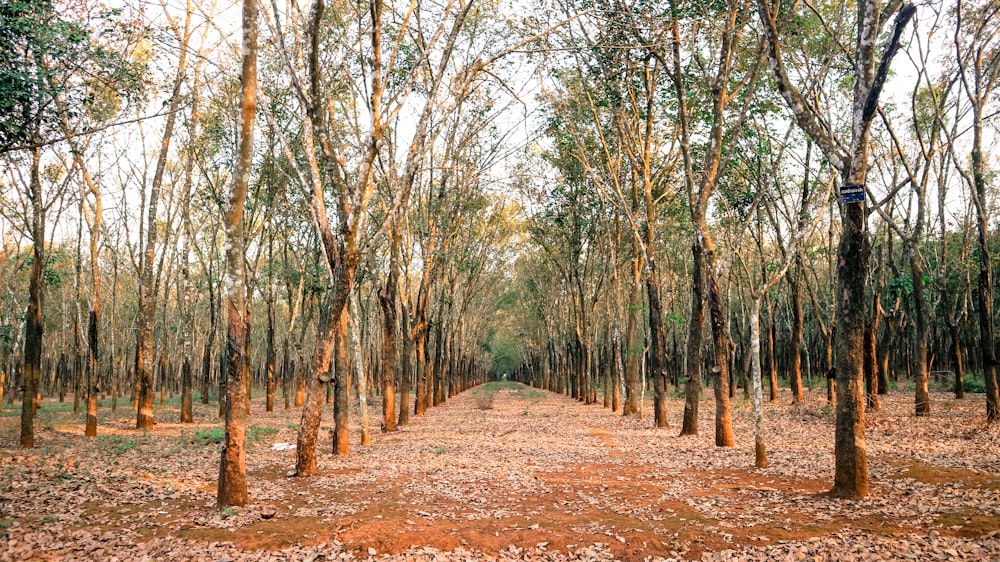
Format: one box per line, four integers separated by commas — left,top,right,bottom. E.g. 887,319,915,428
0,519,10,539
248,425,279,443
97,435,137,455
515,386,546,400
195,428,225,445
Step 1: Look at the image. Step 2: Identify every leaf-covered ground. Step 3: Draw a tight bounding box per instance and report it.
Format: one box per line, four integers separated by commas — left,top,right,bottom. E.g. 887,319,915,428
1,381,999,561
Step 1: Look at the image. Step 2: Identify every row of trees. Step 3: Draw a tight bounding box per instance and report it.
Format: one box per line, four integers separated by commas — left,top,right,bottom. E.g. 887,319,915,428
1,0,522,506
499,0,998,500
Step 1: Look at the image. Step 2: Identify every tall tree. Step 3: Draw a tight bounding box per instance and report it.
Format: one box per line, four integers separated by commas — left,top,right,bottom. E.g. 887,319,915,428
952,0,1000,422
217,0,258,508
136,0,195,430
756,0,916,497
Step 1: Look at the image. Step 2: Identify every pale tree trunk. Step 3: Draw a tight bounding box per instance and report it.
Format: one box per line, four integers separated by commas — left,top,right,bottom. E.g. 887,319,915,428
137,5,194,430
750,297,767,468
179,64,202,424
350,298,370,446
217,0,257,507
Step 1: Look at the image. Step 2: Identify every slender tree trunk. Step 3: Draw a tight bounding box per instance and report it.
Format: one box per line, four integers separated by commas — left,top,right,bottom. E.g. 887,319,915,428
266,301,275,412
20,146,45,449
378,237,399,432
350,301,370,446
681,243,704,435
789,272,804,403
332,294,351,456
217,0,257,507
750,297,767,468
949,322,964,398
970,122,1000,421
910,246,929,416
766,298,778,402
136,9,193,431
398,302,411,426
707,259,734,447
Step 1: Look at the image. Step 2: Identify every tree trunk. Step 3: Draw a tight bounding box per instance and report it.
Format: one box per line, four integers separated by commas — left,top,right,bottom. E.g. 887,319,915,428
398,302,411,426
217,0,257,507
350,301,370,446
766,298,778,402
20,146,44,449
378,243,399,432
136,8,193,431
681,242,704,435
707,262,734,447
910,247,929,417
949,322,964,399
332,300,350,456
266,298,275,413
970,117,1000,421
750,297,767,468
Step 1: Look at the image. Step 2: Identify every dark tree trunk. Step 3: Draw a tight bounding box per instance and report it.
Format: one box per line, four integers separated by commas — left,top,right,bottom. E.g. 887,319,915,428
681,242,704,435
20,147,44,449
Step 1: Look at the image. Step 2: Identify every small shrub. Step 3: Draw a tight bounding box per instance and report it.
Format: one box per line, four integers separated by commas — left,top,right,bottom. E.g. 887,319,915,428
431,445,447,455
195,428,225,445
219,506,237,519
963,374,986,394
0,519,11,538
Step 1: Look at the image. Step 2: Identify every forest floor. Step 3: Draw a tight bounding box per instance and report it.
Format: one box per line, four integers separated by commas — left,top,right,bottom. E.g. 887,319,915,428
1,381,999,561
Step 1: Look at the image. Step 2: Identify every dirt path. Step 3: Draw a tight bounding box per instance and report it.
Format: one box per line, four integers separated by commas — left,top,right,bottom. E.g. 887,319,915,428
1,381,999,560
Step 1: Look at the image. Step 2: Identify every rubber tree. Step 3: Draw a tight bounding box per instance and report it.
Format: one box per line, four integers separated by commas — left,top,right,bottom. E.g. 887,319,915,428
756,0,917,498
217,0,258,508
952,0,1000,422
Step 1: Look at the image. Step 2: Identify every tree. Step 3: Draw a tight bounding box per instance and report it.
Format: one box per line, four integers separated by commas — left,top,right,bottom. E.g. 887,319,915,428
756,0,917,498
136,0,196,430
952,0,1000,422
217,0,258,508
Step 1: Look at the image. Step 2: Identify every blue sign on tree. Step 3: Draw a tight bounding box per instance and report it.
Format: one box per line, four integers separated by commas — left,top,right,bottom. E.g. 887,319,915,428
841,184,865,204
